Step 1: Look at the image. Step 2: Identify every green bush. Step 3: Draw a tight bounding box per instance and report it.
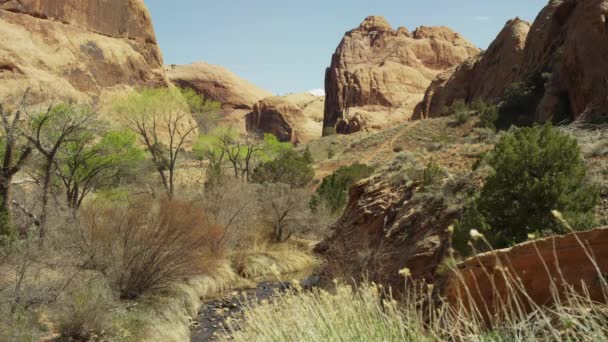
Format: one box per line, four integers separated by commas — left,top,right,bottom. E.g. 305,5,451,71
444,99,470,125
55,281,114,341
454,124,599,253
252,149,314,188
497,74,545,129
479,104,499,129
420,161,445,190
313,163,374,213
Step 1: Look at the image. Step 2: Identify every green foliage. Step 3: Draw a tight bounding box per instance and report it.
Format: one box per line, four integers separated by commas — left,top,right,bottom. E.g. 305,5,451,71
252,149,314,188
455,124,599,253
469,98,500,129
56,129,143,208
313,163,374,213
497,75,544,129
479,104,499,129
180,88,222,134
420,161,445,190
55,281,114,341
444,99,471,125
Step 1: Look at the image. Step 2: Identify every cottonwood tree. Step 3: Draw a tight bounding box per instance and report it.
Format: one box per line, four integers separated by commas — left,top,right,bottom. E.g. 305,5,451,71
115,88,199,198
24,103,96,239
55,129,143,209
0,104,32,238
195,129,293,184
181,88,222,134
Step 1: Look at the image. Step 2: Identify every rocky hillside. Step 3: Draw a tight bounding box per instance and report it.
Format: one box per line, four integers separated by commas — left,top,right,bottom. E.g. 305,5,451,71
0,0,167,106
166,62,272,110
246,92,324,144
415,18,531,119
323,16,479,134
417,0,608,123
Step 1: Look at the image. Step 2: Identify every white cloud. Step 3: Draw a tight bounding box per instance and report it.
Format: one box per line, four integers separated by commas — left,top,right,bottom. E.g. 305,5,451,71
474,16,492,22
308,88,325,97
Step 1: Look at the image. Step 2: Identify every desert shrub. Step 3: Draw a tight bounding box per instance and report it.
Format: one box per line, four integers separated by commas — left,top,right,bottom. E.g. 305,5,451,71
0,306,45,342
420,160,445,190
444,99,470,125
79,198,222,299
252,149,314,188
55,281,115,341
312,163,374,213
497,75,544,129
455,124,599,252
479,103,499,129
258,183,311,242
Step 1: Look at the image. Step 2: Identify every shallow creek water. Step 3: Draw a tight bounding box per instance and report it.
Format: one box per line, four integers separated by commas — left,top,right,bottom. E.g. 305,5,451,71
190,269,318,341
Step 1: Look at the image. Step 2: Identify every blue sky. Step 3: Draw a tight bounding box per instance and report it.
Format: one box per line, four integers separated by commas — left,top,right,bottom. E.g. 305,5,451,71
146,0,547,95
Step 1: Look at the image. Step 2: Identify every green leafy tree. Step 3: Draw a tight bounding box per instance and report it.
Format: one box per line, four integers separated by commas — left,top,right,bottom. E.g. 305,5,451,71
115,87,198,198
313,163,374,213
181,88,222,134
456,124,599,251
56,129,144,209
251,148,314,188
194,126,267,183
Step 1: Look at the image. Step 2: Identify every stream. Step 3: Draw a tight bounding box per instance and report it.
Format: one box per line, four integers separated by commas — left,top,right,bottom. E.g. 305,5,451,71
190,272,319,341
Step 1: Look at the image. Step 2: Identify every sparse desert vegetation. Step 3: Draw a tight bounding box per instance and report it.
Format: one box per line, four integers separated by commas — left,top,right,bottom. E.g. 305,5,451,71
2,1,608,341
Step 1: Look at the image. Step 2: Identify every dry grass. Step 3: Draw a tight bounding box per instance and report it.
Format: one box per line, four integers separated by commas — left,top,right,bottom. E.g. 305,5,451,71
227,224,608,342
232,241,321,279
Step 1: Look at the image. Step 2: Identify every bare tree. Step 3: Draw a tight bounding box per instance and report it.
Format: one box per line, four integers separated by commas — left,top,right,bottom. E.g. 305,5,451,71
0,104,32,237
259,183,310,242
23,104,96,240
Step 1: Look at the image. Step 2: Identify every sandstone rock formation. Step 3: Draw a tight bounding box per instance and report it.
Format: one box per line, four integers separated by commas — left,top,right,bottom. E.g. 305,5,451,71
415,18,530,119
323,16,479,134
246,92,324,144
316,178,456,293
446,227,608,319
165,62,272,110
0,0,167,107
418,0,608,123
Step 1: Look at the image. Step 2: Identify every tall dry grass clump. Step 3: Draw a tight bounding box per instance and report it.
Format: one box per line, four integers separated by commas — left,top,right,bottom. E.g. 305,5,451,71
78,197,223,300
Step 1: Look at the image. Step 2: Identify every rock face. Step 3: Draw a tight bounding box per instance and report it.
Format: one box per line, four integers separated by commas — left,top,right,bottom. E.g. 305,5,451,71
418,0,608,122
446,227,608,319
166,62,273,110
323,16,479,134
316,178,456,293
246,93,324,144
415,18,530,119
0,0,167,106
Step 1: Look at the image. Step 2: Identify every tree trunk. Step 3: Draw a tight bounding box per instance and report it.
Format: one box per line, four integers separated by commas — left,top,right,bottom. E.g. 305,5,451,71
168,168,174,199
0,179,12,237
38,160,53,241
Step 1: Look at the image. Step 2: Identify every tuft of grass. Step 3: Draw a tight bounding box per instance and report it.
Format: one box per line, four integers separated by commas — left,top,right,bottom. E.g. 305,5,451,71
232,242,320,279
226,283,428,341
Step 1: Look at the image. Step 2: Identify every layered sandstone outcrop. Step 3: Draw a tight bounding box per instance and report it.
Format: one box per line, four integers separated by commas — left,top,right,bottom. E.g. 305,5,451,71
0,0,167,106
165,62,272,110
323,16,479,134
446,227,608,318
418,0,608,122
415,18,530,119
246,93,324,144
316,178,456,292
